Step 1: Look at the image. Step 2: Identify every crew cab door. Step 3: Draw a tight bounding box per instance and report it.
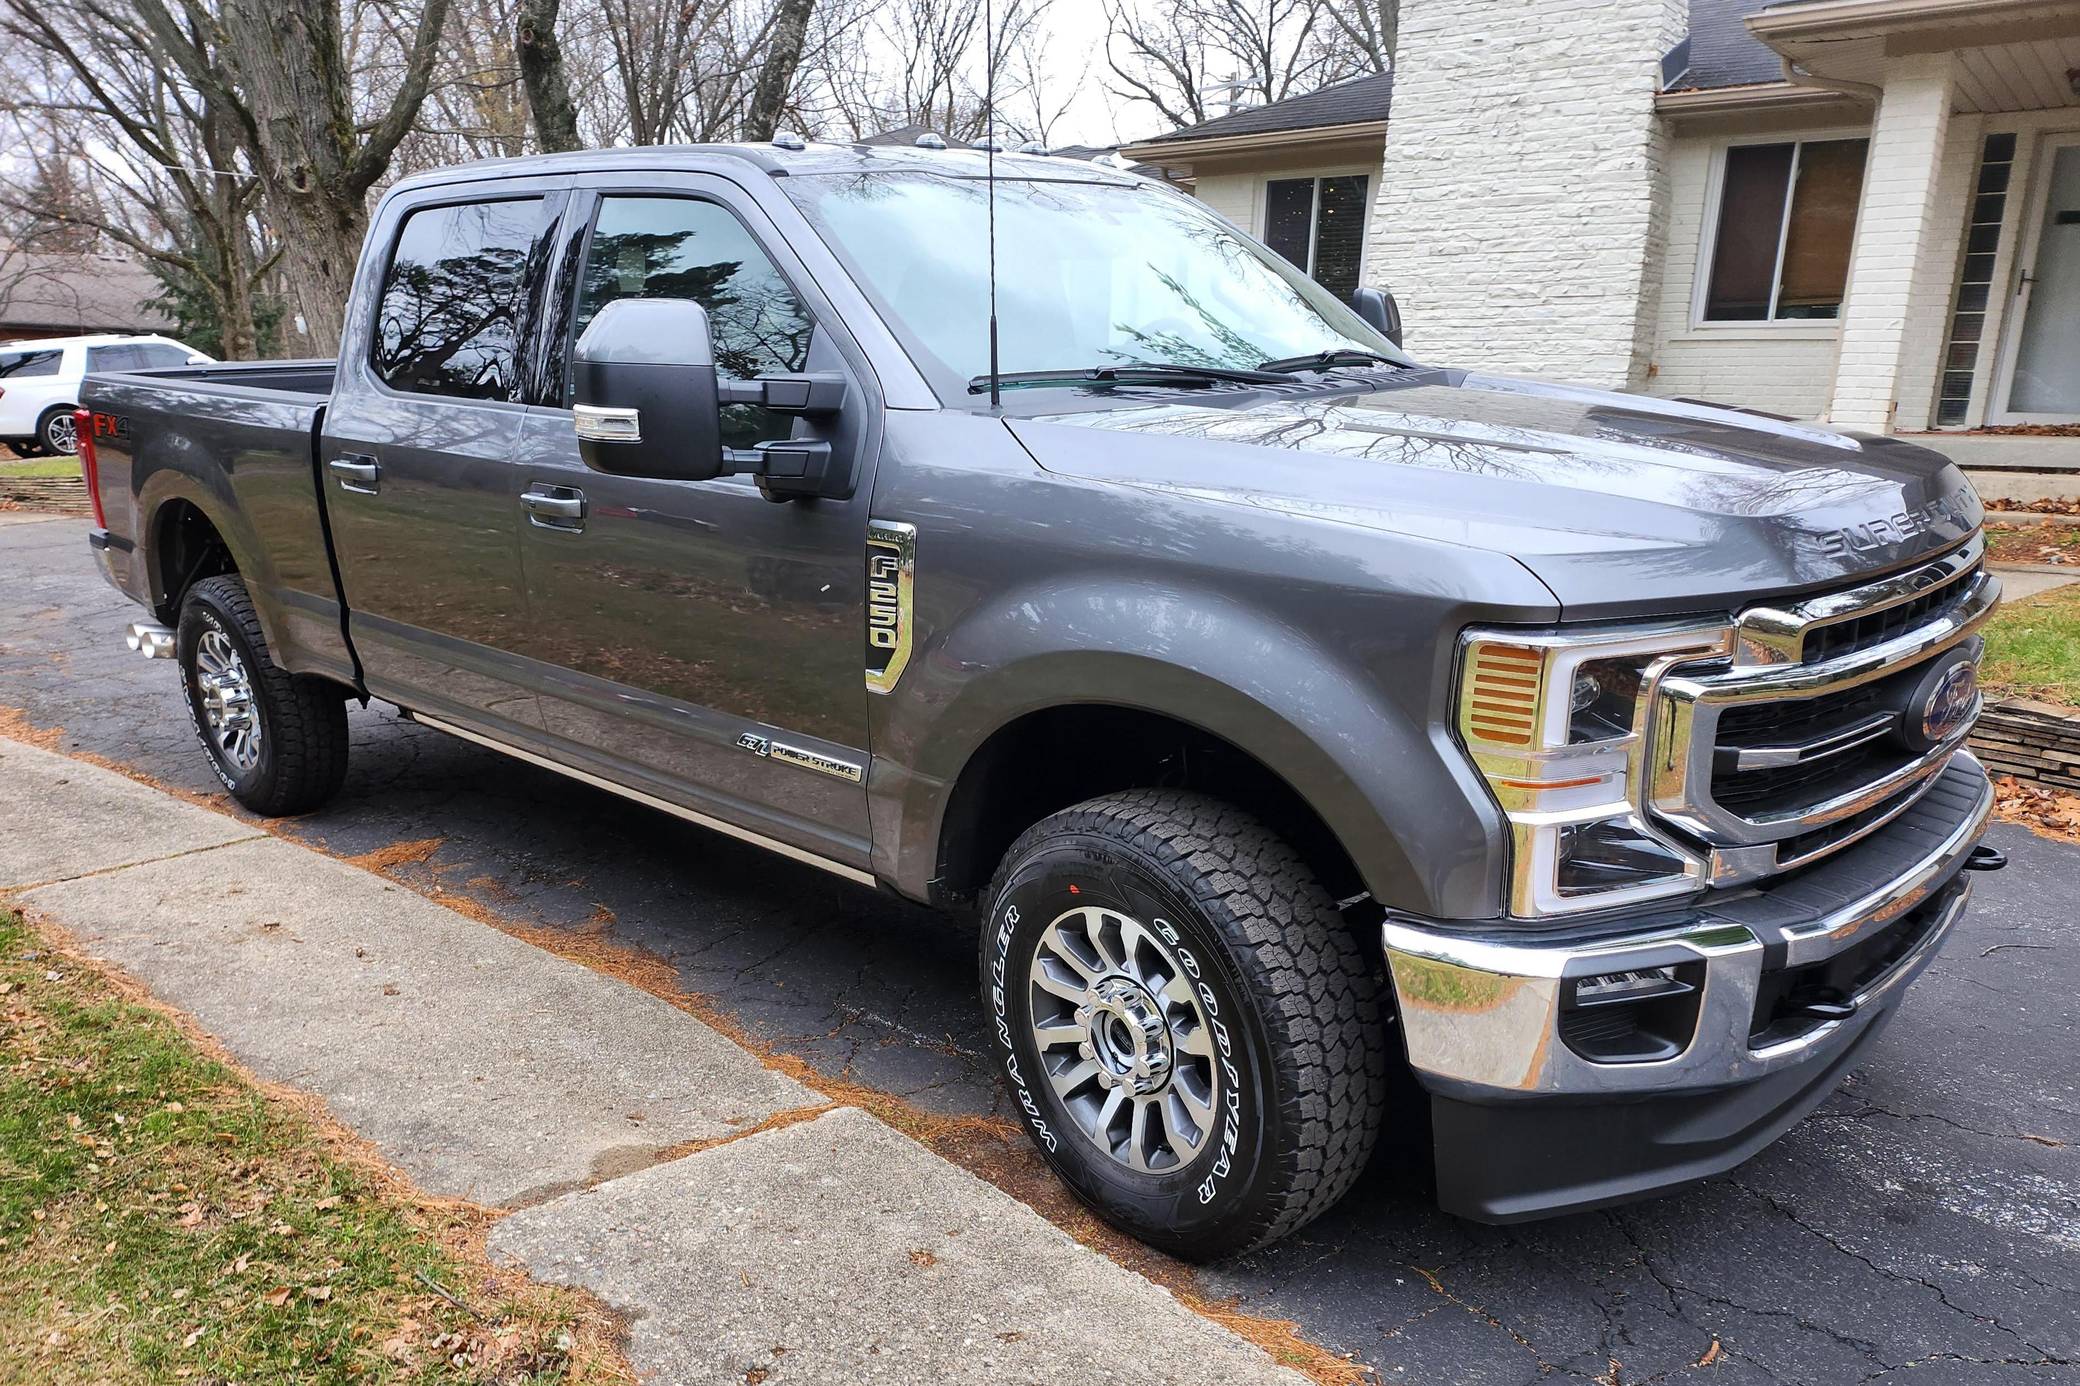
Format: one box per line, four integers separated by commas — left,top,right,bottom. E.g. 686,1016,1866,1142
507,174,884,865
320,185,567,735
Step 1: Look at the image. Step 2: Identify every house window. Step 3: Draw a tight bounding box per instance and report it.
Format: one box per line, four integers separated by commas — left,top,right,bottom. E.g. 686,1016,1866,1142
1703,138,1869,322
1264,175,1369,301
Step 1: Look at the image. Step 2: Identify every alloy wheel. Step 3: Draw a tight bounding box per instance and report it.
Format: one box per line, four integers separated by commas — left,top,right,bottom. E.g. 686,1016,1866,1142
1027,904,1223,1174
194,629,262,772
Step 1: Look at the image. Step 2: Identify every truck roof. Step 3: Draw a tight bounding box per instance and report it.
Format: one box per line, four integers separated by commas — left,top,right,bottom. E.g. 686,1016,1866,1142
388,140,1147,196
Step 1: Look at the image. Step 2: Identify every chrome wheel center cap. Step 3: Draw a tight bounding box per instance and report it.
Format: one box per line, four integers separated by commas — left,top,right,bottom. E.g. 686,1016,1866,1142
1080,976,1173,1095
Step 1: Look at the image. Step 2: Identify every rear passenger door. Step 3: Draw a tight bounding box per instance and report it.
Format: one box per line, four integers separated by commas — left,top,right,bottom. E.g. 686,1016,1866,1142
321,186,567,736
507,175,883,865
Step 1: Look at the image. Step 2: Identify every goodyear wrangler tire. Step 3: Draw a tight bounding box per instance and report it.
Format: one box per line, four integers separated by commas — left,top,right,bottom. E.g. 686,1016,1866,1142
980,789,1390,1259
177,574,349,816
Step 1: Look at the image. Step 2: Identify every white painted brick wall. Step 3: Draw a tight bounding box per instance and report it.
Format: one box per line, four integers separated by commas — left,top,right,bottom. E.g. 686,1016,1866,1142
1191,172,1261,234
1366,0,1688,389
1641,131,1849,418
1829,52,1960,431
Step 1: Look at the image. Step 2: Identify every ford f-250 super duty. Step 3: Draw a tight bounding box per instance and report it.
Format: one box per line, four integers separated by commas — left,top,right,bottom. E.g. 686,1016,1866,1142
78,141,2007,1259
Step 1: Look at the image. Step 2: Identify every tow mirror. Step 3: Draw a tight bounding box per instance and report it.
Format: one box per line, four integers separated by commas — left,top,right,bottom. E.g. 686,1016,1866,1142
1350,286,1402,348
572,298,851,499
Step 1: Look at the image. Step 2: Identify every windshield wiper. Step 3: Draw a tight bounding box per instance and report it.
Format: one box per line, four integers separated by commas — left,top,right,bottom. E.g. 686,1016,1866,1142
1255,348,1400,374
967,362,1291,393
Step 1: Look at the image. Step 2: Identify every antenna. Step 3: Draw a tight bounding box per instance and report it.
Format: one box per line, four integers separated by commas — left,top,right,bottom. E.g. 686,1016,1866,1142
984,0,1001,410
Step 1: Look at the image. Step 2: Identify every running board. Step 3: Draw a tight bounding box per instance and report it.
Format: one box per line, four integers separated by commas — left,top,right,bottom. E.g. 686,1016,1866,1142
403,710,878,888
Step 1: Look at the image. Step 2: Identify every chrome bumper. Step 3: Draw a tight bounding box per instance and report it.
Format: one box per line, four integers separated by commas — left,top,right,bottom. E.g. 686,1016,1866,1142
1384,757,1992,1097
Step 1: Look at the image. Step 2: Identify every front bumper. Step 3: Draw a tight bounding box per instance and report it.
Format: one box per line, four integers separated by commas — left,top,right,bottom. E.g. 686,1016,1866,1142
1384,755,1992,1222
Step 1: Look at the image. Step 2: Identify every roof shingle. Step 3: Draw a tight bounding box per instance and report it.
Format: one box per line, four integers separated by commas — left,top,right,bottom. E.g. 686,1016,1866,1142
1137,72,1392,145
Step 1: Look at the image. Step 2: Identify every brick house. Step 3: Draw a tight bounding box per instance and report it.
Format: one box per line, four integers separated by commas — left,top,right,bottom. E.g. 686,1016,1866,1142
1123,0,2080,438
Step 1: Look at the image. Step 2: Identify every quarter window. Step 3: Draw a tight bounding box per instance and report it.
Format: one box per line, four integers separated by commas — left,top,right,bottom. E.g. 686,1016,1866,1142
1703,139,1869,322
373,198,552,401
1263,175,1370,302
0,349,61,378
572,196,814,448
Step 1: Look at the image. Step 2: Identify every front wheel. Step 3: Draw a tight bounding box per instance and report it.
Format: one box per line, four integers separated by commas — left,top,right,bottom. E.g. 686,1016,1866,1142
177,574,349,815
980,790,1391,1259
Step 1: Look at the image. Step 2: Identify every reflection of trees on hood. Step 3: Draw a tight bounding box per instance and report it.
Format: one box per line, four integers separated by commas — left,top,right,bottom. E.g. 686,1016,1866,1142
376,244,531,398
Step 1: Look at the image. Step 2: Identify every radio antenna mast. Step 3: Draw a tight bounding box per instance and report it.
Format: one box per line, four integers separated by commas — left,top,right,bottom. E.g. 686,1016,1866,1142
984,0,1001,409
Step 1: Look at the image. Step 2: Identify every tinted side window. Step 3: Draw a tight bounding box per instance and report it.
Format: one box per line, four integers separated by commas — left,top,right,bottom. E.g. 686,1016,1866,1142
88,346,148,371
0,349,61,378
373,198,550,401
140,345,195,367
572,196,814,447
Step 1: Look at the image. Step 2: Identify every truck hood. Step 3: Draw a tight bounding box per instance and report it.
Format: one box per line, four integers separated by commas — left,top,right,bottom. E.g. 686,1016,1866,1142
1006,372,1981,618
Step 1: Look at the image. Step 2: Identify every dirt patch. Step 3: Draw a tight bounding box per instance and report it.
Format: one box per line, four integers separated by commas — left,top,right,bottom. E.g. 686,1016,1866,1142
1943,423,2080,437
1986,522,2080,568
345,836,446,873
0,705,67,752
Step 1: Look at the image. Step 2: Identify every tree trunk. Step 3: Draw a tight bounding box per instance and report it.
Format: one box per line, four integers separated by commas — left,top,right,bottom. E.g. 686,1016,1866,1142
741,0,817,141
517,0,582,152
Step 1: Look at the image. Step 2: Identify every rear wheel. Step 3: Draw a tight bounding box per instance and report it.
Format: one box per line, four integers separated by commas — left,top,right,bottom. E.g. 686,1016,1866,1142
177,574,349,815
980,789,1390,1259
36,406,78,456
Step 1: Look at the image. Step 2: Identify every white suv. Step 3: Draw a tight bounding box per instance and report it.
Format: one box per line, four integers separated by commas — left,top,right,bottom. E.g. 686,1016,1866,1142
0,334,214,456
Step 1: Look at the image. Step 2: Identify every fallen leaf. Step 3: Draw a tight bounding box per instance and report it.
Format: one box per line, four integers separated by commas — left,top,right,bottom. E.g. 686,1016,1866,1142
304,1285,331,1302
1697,1340,1721,1367
164,1102,184,1115
262,1287,292,1308
182,1327,205,1348
176,1203,204,1228
908,1248,937,1268
314,1196,342,1211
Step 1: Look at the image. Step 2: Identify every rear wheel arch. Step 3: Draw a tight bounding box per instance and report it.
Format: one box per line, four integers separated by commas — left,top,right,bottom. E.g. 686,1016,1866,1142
147,497,240,625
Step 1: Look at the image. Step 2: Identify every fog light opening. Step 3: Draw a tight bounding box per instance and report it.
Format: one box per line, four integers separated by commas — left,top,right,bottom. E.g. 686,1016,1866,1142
1559,962,1705,1064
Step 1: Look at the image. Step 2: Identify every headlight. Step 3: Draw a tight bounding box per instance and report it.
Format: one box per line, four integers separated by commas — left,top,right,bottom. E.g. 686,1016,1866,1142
1457,622,1732,917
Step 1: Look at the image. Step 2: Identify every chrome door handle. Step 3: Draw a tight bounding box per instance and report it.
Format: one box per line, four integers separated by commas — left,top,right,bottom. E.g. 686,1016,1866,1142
329,454,379,494
522,486,587,529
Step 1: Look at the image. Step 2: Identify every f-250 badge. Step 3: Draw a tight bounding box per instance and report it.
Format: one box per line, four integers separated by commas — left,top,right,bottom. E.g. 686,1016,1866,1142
865,520,916,694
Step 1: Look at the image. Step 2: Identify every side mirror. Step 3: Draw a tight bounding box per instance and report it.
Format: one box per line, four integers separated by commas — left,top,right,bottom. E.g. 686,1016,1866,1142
573,298,728,482
572,299,853,498
1350,286,1403,348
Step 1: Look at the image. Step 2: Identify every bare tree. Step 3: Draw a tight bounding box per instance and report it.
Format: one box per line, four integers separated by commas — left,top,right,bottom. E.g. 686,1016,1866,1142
0,1,282,357
1103,0,1389,132
516,0,582,151
119,0,456,350
742,0,818,140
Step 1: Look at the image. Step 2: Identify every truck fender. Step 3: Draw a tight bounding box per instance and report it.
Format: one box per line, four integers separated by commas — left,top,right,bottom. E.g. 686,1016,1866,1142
872,576,1507,918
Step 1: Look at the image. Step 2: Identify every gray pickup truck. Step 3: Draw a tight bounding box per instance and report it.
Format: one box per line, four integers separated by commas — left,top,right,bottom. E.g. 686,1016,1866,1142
79,141,2005,1258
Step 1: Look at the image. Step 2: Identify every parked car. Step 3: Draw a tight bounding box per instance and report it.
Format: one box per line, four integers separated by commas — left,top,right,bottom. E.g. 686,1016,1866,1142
77,143,2004,1259
1,334,212,457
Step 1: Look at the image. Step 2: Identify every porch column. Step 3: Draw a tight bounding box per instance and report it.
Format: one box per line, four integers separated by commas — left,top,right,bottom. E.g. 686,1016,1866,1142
1828,52,1960,433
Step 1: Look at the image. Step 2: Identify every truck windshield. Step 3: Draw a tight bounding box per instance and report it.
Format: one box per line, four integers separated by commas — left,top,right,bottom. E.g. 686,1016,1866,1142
782,170,1406,397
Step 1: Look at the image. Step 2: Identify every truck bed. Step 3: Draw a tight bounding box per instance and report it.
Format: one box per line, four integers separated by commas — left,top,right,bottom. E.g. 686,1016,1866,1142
80,359,355,684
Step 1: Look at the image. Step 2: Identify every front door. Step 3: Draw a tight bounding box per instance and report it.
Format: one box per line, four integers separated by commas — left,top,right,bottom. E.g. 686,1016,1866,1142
322,188,567,735
1994,135,2080,423
508,177,880,865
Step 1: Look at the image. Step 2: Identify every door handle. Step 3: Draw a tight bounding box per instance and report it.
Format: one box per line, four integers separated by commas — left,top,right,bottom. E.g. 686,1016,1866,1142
329,454,379,494
522,485,587,530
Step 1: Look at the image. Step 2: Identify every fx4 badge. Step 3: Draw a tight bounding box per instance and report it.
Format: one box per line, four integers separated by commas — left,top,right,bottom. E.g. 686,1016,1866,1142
865,520,916,694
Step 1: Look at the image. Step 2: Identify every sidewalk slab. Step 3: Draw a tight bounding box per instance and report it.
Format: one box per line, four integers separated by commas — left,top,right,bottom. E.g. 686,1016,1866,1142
0,737,262,887
21,831,818,1206
490,1106,1306,1386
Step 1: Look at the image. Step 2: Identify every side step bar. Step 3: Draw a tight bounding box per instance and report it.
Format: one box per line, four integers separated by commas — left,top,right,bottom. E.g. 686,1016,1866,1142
125,621,176,659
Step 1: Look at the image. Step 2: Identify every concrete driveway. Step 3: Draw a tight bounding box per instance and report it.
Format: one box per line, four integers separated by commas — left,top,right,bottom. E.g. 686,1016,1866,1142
3,512,2074,1384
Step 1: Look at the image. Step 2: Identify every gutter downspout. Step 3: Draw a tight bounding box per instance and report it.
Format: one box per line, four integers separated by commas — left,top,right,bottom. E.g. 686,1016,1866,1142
1778,55,1883,103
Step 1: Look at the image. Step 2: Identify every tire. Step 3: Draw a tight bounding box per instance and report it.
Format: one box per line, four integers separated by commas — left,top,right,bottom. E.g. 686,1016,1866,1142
37,406,78,456
6,438,44,459
980,790,1391,1259
176,573,349,815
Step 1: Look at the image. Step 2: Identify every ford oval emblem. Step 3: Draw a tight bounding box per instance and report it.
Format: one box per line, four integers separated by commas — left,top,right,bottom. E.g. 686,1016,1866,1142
1920,661,1978,743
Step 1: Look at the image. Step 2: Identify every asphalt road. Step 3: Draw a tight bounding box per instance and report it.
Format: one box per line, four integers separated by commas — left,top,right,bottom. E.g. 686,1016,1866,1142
3,512,2074,1385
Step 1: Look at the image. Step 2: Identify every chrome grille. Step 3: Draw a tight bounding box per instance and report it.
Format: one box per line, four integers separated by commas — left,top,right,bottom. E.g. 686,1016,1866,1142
1651,536,1998,885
